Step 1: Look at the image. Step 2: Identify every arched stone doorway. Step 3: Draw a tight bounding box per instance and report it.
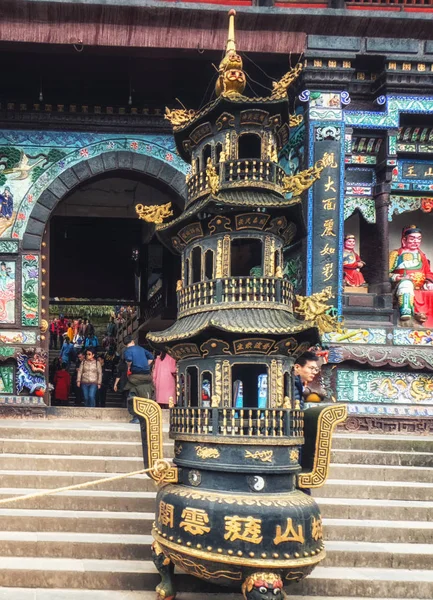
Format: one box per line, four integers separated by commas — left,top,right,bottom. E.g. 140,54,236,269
22,150,186,251
0,137,186,411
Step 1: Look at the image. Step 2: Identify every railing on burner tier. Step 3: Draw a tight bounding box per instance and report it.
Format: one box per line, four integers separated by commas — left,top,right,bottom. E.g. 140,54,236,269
170,407,304,438
178,277,293,315
186,160,286,205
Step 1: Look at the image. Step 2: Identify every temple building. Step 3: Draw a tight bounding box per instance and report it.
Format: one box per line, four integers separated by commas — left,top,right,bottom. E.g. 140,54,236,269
0,0,432,433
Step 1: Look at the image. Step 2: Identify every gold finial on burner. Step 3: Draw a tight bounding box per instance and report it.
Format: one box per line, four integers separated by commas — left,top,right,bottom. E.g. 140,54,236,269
215,10,247,98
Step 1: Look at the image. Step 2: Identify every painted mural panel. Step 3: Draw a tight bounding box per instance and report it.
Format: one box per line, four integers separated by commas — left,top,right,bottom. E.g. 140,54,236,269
21,254,39,327
0,132,187,241
0,260,15,323
0,366,14,394
337,369,433,405
393,328,433,346
323,328,387,344
0,330,37,344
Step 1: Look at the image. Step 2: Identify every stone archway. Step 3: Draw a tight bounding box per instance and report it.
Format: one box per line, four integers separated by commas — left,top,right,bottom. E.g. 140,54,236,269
22,150,186,251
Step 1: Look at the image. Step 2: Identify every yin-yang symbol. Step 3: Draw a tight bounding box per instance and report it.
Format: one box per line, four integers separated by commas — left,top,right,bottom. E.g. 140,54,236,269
248,475,265,491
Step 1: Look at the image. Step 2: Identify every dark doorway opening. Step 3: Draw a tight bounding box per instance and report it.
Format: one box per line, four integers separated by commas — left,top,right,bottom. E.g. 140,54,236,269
232,363,268,408
231,238,263,276
50,216,142,299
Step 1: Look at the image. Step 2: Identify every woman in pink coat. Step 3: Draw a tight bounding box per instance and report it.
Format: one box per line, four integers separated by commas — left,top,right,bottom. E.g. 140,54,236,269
153,352,176,407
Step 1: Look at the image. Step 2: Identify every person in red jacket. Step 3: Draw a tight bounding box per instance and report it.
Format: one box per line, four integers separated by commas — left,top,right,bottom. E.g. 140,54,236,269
53,363,71,405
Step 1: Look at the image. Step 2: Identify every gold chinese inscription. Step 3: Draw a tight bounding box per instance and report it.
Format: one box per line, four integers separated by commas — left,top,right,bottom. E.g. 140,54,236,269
274,518,305,545
322,262,334,282
159,501,175,528
195,446,220,459
245,450,274,463
324,176,336,193
321,218,336,237
311,516,323,541
180,508,211,536
320,244,335,256
224,516,263,544
322,198,336,211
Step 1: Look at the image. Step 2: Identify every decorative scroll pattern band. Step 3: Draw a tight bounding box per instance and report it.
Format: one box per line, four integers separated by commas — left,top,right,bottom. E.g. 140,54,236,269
298,404,347,489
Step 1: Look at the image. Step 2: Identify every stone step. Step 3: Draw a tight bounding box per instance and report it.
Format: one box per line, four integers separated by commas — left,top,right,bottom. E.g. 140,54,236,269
329,464,433,483
0,470,155,492
0,509,152,534
0,439,147,458
332,434,433,453
0,488,156,512
315,479,433,501
331,448,433,467
0,423,143,442
0,454,143,473
323,519,433,544
316,497,433,522
0,532,430,569
0,560,430,597
47,408,131,421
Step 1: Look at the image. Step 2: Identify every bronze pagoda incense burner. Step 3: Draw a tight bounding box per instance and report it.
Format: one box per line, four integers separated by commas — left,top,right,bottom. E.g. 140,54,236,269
134,11,347,599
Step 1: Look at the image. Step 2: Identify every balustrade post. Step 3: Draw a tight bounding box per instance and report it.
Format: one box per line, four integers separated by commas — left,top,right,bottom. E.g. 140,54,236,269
215,279,223,302
211,408,219,436
283,410,291,436
276,279,282,302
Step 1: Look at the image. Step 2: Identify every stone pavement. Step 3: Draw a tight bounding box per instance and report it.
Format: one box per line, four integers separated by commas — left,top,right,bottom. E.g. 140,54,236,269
0,412,430,598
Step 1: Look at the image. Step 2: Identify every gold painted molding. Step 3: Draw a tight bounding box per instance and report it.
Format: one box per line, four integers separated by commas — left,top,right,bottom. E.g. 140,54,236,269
298,404,347,489
133,397,178,484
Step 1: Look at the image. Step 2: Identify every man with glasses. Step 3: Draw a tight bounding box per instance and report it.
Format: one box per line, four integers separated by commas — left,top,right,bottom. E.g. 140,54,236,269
293,352,320,410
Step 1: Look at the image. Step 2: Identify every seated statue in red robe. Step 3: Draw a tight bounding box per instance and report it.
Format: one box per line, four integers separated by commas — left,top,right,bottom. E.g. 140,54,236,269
390,225,433,324
343,234,367,287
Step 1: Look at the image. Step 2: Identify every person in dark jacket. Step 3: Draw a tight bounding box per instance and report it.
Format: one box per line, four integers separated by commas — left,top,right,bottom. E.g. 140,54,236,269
114,358,129,409
293,352,319,409
97,354,113,408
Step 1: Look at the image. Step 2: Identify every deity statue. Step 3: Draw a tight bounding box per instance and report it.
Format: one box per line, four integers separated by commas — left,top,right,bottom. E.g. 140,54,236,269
343,234,366,288
390,225,433,323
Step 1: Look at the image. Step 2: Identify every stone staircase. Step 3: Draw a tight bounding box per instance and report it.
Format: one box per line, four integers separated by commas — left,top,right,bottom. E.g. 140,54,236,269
0,416,430,599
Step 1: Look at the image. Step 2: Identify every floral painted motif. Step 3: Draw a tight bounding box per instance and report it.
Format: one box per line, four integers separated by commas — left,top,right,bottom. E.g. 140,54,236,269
21,254,39,326
0,260,16,324
344,197,376,223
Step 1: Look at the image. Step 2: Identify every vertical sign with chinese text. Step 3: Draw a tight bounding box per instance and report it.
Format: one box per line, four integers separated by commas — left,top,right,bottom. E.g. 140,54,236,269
309,135,343,311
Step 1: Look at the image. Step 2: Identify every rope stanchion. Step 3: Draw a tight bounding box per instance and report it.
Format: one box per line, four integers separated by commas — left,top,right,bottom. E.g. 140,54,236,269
0,459,172,507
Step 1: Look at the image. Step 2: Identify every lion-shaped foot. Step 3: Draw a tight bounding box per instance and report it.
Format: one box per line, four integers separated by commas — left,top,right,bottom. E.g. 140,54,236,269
242,572,288,600
152,541,176,600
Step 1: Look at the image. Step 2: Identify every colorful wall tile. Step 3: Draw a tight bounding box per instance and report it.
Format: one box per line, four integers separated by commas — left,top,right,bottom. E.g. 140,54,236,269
393,329,433,345
0,260,16,323
21,254,39,327
323,328,387,344
0,366,14,394
0,330,37,344
337,369,433,404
